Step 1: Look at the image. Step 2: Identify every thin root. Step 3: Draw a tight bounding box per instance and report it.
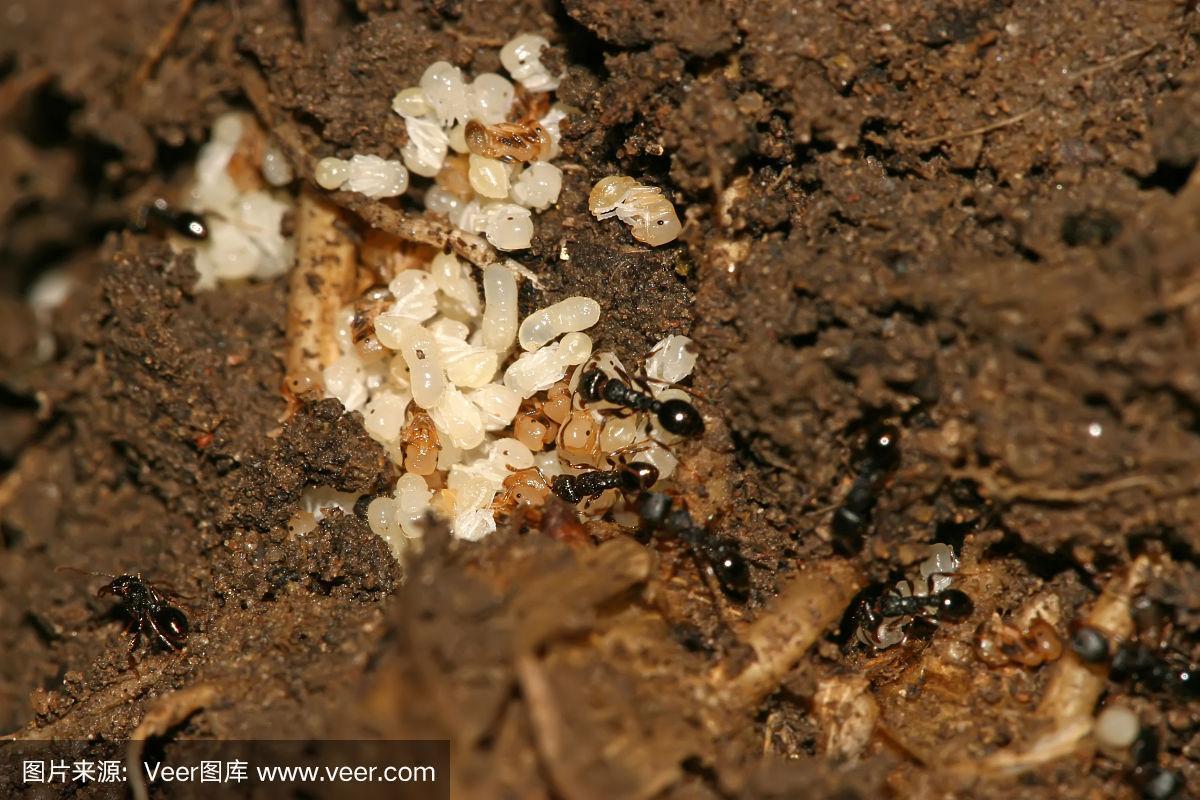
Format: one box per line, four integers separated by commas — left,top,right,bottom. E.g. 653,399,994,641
127,684,219,800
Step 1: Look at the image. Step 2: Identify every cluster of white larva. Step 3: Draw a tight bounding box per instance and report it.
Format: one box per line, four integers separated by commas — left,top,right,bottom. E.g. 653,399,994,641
588,176,683,246
312,35,567,253
181,113,296,288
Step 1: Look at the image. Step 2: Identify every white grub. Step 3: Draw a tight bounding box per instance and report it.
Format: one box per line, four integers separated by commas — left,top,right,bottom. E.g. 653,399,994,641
420,61,470,128
483,203,533,250
468,154,510,199
481,264,518,352
344,154,409,199
504,344,569,398
500,33,561,92
386,270,439,322
401,114,450,178
559,331,593,366
323,353,369,412
813,676,878,762
261,144,294,186
369,473,432,556
314,157,350,190
299,485,362,521
588,176,682,246
362,389,410,444
645,334,697,386
375,319,445,409
391,86,432,118
518,297,601,351
468,384,522,431
511,162,563,211
434,329,498,388
429,386,486,450
466,73,515,125
430,253,481,317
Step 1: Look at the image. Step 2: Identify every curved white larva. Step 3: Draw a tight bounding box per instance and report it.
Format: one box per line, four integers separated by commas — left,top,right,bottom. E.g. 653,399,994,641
430,253,481,317
490,438,535,471
315,157,350,190
511,162,562,210
484,204,533,250
387,270,439,321
362,389,409,444
375,319,445,408
344,154,409,198
468,154,510,199
481,264,518,352
559,331,593,366
401,115,449,178
467,73,515,125
504,344,568,398
429,386,485,450
518,297,601,351
468,384,521,431
645,334,697,386
420,61,470,128
391,86,431,118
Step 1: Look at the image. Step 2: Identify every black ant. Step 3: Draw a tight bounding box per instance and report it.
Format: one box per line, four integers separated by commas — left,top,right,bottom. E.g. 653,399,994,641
1068,622,1198,699
578,366,704,438
59,567,189,661
1129,727,1185,800
551,461,659,504
132,197,209,240
854,575,973,649
636,491,750,601
831,423,900,553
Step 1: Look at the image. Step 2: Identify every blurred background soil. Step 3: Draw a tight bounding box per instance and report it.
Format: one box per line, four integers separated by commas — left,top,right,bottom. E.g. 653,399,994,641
0,0,1199,797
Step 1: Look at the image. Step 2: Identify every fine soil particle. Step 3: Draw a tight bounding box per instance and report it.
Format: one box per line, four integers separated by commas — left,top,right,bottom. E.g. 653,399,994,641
1,0,1199,798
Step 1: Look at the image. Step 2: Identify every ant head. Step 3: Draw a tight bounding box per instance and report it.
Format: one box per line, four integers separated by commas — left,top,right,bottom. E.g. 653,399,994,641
656,398,703,437
578,368,606,404
937,588,973,621
866,424,900,464
636,491,673,526
1069,625,1110,664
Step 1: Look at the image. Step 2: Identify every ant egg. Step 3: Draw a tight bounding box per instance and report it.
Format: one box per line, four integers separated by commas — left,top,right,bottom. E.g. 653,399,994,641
1095,705,1140,750
645,334,697,385
429,386,486,450
511,163,562,210
401,115,449,178
344,154,409,199
484,204,533,250
500,33,560,92
391,86,431,118
518,297,601,351
420,61,470,128
468,154,510,199
315,157,350,190
481,264,518,352
466,73,515,124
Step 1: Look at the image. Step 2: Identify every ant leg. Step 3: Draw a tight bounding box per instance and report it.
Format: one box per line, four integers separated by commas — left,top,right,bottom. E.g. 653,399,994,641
145,614,183,652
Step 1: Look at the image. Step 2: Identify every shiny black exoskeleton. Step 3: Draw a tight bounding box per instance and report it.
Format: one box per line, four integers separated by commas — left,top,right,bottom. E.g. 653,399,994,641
637,491,749,600
1069,625,1111,663
133,197,209,240
831,424,900,553
1110,642,1199,699
551,461,659,504
578,368,703,437
99,574,189,655
876,586,974,621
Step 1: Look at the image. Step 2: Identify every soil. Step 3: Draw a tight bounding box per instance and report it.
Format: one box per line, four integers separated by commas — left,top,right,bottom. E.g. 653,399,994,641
1,0,1199,798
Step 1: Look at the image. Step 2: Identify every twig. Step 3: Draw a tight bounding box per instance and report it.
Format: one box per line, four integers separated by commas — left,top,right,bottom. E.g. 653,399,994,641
127,684,219,800
238,60,497,266
130,0,199,90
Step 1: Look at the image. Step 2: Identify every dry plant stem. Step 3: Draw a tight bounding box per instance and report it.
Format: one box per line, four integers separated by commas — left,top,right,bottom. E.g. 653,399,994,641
286,186,358,382
238,62,497,266
130,0,199,90
127,684,219,800
956,555,1150,777
713,558,863,710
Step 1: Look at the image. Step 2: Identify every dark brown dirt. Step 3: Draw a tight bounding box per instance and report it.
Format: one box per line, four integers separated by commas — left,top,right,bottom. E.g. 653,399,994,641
1,0,1199,798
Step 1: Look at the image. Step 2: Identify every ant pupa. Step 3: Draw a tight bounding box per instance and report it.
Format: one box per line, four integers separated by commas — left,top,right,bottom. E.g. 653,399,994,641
464,119,552,163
